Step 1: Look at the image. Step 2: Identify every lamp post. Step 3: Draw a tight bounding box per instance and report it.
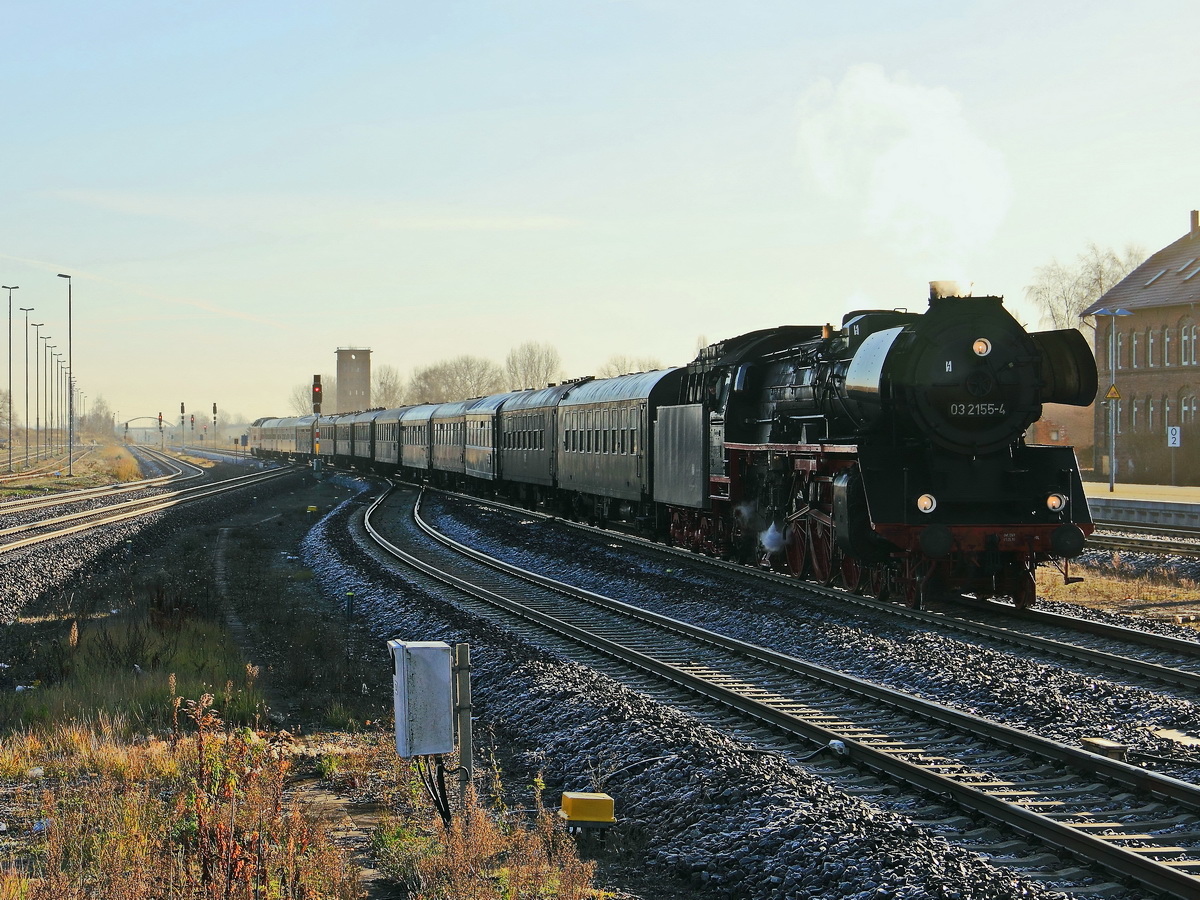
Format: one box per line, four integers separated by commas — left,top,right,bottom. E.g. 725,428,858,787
30,325,42,462
19,307,32,468
45,343,55,457
2,285,16,472
1095,307,1133,493
48,347,58,455
57,274,72,475
53,354,63,454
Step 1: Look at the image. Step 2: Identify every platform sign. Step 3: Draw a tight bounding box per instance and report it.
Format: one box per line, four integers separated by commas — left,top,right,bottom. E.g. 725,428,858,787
1168,425,1182,448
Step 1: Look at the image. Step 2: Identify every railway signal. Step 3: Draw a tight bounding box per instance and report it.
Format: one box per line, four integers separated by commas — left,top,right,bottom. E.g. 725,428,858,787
158,412,162,431
312,375,322,414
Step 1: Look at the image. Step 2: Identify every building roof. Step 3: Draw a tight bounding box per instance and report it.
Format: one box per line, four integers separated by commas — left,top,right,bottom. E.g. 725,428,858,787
1083,212,1200,315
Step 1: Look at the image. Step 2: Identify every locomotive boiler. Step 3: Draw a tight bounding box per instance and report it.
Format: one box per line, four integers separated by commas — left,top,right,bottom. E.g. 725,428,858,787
660,283,1098,606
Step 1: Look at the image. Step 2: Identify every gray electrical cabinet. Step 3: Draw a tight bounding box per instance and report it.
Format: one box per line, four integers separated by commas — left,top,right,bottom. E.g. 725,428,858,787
388,640,454,757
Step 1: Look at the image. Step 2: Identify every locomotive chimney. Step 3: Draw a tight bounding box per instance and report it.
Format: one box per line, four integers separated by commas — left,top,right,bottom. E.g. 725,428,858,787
929,280,962,301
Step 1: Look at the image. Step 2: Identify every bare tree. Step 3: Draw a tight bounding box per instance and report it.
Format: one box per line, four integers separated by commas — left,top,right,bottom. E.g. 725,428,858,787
0,389,12,434
82,396,114,436
409,355,504,403
596,354,664,378
1025,242,1146,332
373,364,406,409
505,341,564,390
288,375,336,416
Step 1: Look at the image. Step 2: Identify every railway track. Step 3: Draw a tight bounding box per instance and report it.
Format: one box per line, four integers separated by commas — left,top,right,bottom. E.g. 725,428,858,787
365,484,1200,899
0,463,294,556
0,447,202,517
1088,531,1200,557
414,485,1200,704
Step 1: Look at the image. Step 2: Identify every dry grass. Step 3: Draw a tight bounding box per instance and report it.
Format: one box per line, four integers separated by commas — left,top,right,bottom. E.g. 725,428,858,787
1,483,603,899
1037,560,1200,621
372,778,596,900
1,695,360,900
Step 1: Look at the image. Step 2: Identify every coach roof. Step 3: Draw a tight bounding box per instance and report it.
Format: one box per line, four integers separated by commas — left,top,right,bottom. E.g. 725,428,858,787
558,369,680,406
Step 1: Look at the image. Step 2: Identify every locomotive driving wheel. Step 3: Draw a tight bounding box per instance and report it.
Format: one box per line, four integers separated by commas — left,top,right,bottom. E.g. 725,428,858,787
839,554,862,593
867,563,889,600
784,523,807,576
807,517,838,586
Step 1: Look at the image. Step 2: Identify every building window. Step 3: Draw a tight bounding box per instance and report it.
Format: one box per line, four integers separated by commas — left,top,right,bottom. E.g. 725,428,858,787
1165,327,1172,367
1132,332,1140,368
1148,328,1156,367
1116,399,1122,434
1164,395,1172,426
1131,399,1139,432
1183,325,1192,366
1117,333,1125,370
1148,397,1156,431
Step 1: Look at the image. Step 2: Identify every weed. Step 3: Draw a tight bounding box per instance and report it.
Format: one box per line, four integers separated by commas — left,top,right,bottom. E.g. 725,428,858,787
0,697,360,899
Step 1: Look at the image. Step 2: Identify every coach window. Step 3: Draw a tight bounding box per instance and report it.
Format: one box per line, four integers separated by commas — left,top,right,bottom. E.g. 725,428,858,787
630,428,638,455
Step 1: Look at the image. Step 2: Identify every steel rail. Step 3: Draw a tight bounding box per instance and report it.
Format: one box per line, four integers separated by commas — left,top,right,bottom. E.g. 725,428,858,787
0,449,201,515
363,485,1200,899
1088,533,1200,557
0,467,294,555
415,485,1200,689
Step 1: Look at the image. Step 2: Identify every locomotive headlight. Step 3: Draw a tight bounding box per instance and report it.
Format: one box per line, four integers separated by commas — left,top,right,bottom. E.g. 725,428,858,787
916,493,937,514
972,338,993,357
1046,492,1068,512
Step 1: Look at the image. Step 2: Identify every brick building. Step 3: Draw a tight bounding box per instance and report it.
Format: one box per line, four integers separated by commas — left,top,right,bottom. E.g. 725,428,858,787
1082,210,1200,484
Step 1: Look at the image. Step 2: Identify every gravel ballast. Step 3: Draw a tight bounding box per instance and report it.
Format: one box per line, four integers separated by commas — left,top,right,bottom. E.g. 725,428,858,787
301,487,1073,900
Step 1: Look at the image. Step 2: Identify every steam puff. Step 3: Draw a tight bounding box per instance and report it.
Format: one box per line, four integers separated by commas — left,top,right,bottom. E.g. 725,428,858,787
797,64,1012,265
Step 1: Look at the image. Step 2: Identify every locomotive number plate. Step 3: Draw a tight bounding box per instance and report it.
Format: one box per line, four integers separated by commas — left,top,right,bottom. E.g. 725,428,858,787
949,403,1007,416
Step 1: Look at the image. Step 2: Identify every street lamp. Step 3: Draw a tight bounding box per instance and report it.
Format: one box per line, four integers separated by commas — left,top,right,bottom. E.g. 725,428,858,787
53,353,62,454
32,328,45,460
47,346,57,455
1095,307,1133,493
19,307,32,468
57,274,73,475
2,285,16,473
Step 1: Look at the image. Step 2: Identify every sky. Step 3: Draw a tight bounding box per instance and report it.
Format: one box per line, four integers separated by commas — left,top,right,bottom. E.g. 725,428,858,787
2,0,1198,426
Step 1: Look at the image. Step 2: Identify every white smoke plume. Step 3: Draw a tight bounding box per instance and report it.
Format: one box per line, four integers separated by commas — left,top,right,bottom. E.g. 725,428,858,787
797,64,1012,269
759,522,785,554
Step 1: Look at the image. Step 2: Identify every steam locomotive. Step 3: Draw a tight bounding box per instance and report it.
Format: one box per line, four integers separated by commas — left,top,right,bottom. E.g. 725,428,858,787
251,283,1098,607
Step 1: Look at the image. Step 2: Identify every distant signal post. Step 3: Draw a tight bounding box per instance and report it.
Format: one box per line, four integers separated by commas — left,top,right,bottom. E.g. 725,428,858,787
313,375,322,475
